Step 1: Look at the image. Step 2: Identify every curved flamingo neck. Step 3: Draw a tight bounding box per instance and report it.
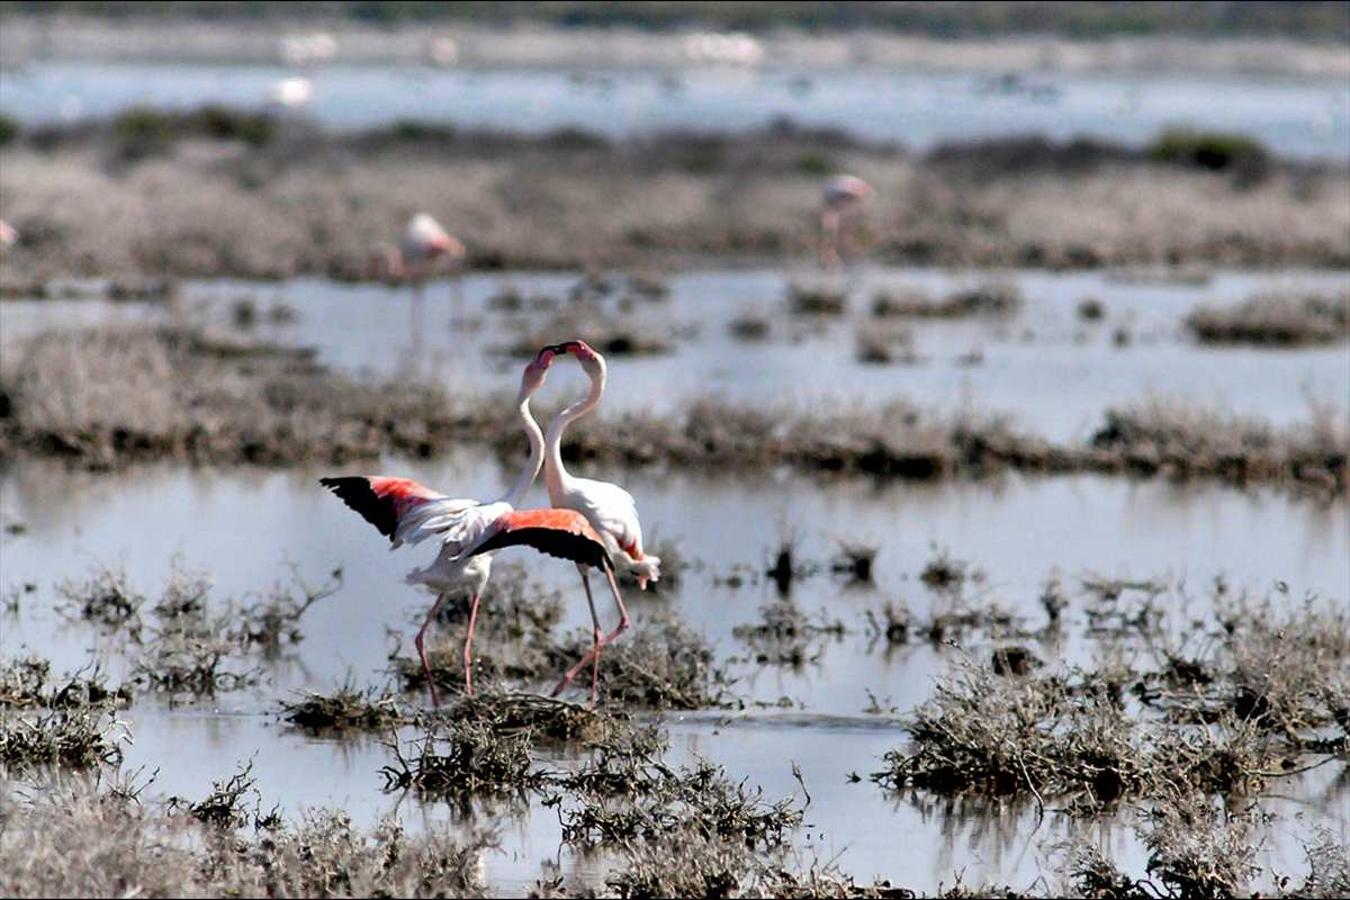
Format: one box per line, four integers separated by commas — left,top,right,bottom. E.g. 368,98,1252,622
544,363,605,503
501,385,546,508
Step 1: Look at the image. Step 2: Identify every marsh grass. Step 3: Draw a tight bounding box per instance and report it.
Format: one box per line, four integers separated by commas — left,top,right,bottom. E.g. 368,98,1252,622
0,705,127,770
0,779,494,898
281,682,409,732
381,720,543,797
1185,289,1350,346
548,724,804,850
875,584,1348,811
788,283,848,316
871,282,1023,318
449,691,618,744
0,657,130,710
6,325,1346,493
732,599,846,668
550,613,733,709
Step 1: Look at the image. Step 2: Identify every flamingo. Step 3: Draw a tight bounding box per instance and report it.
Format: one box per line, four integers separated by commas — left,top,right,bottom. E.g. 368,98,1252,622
320,347,557,706
820,174,874,268
369,213,469,338
0,220,17,250
538,340,661,699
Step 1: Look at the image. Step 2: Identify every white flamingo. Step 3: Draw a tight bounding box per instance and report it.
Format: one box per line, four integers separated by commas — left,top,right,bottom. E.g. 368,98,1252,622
370,213,469,337
322,347,570,705
538,339,661,699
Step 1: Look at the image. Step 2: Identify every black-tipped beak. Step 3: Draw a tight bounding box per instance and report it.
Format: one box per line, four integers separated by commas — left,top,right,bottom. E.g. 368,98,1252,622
541,343,570,356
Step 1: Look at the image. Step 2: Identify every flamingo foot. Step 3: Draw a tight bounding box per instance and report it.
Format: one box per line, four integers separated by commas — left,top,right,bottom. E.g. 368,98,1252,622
553,628,606,698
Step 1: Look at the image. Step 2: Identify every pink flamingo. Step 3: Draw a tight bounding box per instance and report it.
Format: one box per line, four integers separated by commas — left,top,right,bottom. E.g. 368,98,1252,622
820,174,874,268
369,213,469,338
0,220,17,250
321,347,562,705
538,340,661,700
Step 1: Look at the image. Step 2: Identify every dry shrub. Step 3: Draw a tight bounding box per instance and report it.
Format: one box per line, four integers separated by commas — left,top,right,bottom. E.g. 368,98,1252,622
0,779,493,898
1185,289,1350,346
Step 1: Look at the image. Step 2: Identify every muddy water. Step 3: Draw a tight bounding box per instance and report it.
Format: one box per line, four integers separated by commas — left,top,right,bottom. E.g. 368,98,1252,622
3,62,1348,160
3,267,1347,444
2,451,1346,892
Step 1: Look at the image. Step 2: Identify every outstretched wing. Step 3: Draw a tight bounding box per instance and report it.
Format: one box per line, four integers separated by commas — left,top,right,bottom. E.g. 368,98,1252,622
320,476,477,549
468,508,612,570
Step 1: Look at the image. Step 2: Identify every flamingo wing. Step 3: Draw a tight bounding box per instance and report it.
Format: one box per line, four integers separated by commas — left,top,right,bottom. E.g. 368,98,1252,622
569,478,643,555
468,508,612,570
320,476,475,549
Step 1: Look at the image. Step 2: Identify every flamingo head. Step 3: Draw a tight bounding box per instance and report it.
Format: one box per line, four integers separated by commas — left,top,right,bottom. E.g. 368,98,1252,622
548,339,606,379
521,346,558,395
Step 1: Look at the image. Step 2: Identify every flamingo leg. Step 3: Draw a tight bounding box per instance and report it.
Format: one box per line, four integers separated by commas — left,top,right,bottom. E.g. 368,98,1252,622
600,564,630,645
462,591,482,698
552,565,630,702
414,592,448,708
551,566,605,701
820,209,841,269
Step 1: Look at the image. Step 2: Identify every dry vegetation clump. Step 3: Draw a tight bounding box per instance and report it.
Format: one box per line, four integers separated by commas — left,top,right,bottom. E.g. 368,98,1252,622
281,683,409,732
0,779,494,898
871,282,1023,318
380,720,543,797
1077,297,1107,321
831,541,877,582
732,599,846,667
788,282,848,316
1136,792,1264,900
56,565,145,627
448,691,618,744
873,663,1148,805
0,705,127,770
1088,401,1349,493
47,562,334,698
1184,289,1350,346
728,312,771,341
1135,592,1350,748
0,325,487,469
549,613,733,710
548,725,803,850
0,657,130,710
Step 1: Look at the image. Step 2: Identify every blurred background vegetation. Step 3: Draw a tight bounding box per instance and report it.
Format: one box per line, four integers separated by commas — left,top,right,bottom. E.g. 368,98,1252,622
1,1,1346,39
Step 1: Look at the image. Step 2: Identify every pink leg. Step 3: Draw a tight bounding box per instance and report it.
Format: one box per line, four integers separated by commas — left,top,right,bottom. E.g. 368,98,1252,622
552,567,605,700
600,565,630,645
414,593,447,708
462,592,481,698
821,210,841,269
552,566,629,702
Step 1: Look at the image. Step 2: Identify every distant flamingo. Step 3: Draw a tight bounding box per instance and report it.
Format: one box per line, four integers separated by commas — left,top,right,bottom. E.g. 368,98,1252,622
321,347,560,705
820,174,874,268
0,220,17,250
370,213,469,336
539,340,661,700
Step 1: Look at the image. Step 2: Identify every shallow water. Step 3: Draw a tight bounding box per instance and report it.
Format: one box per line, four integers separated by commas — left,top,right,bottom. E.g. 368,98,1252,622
2,452,1346,892
2,62,1347,159
4,266,1347,443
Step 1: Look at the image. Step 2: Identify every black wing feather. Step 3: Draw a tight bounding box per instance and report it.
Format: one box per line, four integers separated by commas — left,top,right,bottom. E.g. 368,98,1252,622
471,527,612,569
320,476,397,541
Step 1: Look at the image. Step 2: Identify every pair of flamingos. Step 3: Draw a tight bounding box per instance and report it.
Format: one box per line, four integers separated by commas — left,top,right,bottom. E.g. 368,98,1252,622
321,340,660,706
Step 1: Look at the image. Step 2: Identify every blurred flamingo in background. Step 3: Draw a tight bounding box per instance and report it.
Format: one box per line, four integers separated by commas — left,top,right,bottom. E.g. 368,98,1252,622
820,173,874,268
370,213,469,343
321,348,565,706
539,340,661,700
0,220,17,250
